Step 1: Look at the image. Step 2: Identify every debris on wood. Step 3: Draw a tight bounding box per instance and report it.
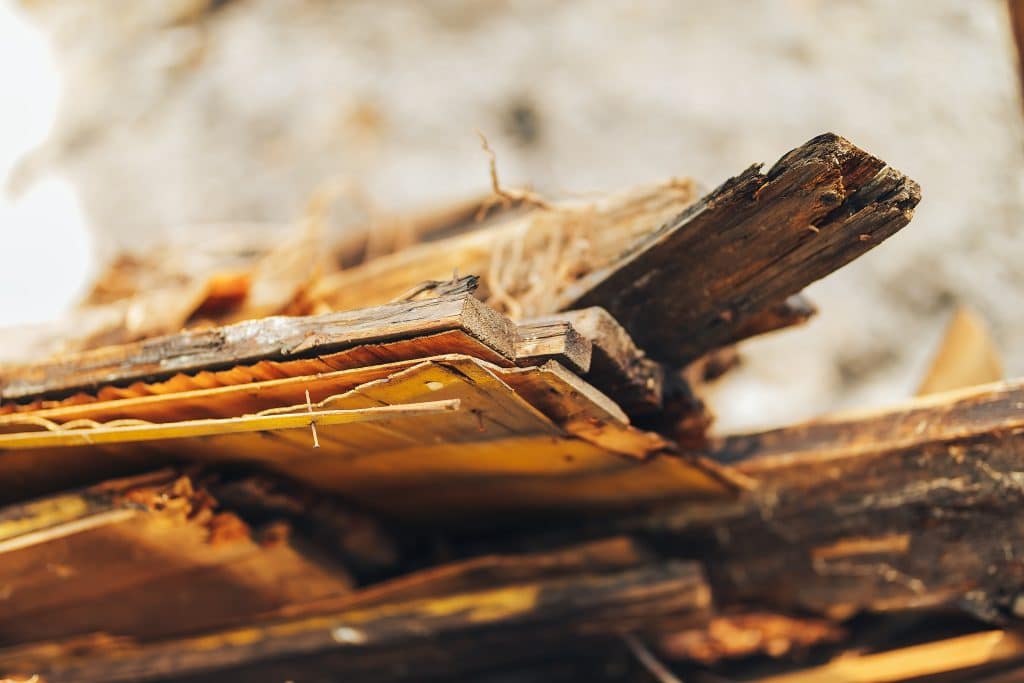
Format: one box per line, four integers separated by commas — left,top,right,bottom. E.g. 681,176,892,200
7,133,1016,683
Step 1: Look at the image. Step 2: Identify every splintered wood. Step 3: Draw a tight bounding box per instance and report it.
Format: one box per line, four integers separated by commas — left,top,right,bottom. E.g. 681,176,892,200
5,133,1015,683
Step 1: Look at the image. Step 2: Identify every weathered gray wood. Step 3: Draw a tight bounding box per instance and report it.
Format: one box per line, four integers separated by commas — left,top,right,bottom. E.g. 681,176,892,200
559,133,921,365
514,320,592,375
526,307,664,417
0,278,517,401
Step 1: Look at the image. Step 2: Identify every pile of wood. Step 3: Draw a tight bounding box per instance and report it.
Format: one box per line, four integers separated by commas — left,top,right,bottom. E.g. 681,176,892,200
3,133,1020,683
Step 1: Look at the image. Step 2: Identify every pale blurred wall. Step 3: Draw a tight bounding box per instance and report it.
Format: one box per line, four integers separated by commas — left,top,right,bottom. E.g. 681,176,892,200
0,1,91,326
5,0,1024,430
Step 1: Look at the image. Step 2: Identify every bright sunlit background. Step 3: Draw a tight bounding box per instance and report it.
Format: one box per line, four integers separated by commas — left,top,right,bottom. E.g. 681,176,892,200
0,0,91,327
2,0,1023,433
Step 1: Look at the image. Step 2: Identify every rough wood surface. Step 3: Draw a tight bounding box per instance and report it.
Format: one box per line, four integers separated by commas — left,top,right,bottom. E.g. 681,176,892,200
495,360,671,458
0,356,732,515
514,319,592,374
0,329,513,419
529,307,665,417
560,133,921,365
308,180,698,316
0,283,517,402
727,293,817,345
624,381,1024,621
0,562,710,683
0,471,354,646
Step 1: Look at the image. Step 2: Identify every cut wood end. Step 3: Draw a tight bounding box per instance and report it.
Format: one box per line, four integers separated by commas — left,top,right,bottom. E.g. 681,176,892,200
563,132,922,366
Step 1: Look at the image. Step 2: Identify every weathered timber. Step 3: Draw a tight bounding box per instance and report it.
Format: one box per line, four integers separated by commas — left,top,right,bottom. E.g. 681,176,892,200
0,330,513,418
308,180,698,316
0,471,355,646
528,307,665,417
727,293,817,345
334,193,526,269
263,536,650,619
0,282,517,402
0,562,710,683
713,378,1024,468
495,360,672,458
625,381,1024,620
515,319,592,374
0,356,731,514
560,133,921,365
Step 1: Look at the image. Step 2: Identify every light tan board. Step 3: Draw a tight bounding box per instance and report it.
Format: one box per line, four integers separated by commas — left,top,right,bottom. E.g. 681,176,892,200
0,359,730,518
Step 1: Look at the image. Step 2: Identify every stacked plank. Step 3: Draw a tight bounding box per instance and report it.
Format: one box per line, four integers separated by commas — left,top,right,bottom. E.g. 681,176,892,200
2,133,1017,683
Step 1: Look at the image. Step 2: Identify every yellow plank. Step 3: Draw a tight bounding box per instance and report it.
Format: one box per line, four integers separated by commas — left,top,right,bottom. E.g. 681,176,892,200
0,400,460,448
0,359,731,517
754,630,1024,683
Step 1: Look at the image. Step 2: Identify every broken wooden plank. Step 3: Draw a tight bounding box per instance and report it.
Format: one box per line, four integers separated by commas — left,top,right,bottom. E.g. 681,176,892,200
0,282,517,402
515,319,592,375
0,357,732,516
712,378,1024,468
0,329,513,418
619,381,1024,620
0,471,354,647
559,133,921,365
528,307,664,417
0,561,710,683
307,180,698,316
494,360,671,458
727,293,817,345
266,536,650,618
334,193,527,269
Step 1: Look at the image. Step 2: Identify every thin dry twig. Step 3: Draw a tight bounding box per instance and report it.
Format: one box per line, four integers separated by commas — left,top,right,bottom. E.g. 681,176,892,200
475,130,552,219
305,389,320,449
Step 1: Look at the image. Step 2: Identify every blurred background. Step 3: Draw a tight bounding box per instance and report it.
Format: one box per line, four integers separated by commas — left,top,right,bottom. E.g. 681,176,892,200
1,0,1023,432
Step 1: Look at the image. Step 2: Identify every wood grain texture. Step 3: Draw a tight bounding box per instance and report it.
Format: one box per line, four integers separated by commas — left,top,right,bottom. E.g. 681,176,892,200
515,319,592,375
308,179,698,316
0,471,354,647
626,380,1024,620
751,630,1024,683
0,357,732,515
727,293,817,345
528,307,665,417
495,360,671,459
0,329,513,418
560,133,921,365
0,561,709,683
0,287,517,402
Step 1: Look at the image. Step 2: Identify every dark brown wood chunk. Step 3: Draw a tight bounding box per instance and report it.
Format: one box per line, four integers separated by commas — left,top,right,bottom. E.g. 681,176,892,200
525,307,664,417
559,133,920,365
